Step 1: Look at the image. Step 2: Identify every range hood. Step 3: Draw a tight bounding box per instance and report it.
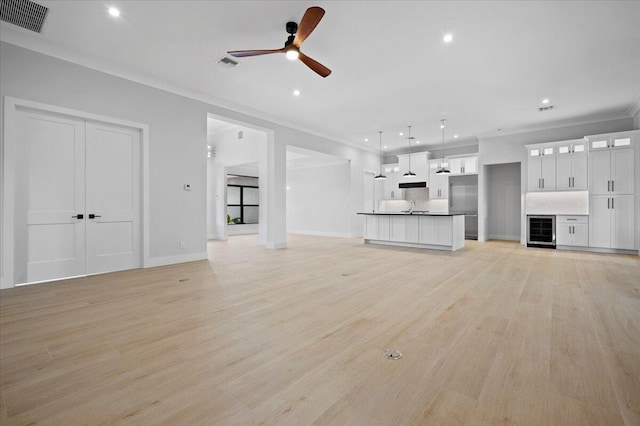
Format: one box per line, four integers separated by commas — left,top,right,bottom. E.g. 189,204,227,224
399,181,427,188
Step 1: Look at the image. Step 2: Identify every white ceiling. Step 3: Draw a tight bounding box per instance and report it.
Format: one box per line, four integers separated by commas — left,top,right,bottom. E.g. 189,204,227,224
2,1,639,153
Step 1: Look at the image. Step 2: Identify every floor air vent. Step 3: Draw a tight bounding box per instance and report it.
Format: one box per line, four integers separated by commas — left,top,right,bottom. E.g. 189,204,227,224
1,0,48,33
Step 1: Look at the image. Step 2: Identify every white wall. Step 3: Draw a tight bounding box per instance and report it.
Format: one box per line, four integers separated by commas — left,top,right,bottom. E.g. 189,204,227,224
477,117,634,243
0,42,379,287
486,163,521,241
286,162,352,237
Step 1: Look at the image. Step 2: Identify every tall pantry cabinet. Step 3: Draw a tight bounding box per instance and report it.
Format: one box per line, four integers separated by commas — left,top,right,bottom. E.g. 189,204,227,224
587,132,636,250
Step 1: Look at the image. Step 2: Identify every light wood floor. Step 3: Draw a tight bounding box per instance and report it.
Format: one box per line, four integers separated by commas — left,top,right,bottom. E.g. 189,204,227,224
1,235,639,425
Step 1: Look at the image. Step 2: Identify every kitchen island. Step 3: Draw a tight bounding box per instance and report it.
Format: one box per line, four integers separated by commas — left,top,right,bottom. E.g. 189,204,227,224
358,212,465,251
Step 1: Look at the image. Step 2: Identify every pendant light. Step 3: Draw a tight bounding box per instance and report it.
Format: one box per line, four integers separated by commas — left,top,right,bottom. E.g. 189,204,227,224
402,125,416,177
374,131,387,180
436,119,450,174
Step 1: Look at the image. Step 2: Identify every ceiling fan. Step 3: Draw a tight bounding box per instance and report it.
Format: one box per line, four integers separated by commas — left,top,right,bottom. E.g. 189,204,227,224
227,6,332,78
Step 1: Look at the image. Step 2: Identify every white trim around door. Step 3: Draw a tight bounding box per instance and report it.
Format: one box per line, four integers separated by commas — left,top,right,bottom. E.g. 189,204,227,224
1,96,150,289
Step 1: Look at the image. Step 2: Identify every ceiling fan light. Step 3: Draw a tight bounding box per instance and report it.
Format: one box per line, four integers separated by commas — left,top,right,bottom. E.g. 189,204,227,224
285,48,299,61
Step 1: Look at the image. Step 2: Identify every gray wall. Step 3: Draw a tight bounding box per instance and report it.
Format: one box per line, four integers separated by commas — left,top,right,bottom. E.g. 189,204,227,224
486,163,521,240
0,42,379,286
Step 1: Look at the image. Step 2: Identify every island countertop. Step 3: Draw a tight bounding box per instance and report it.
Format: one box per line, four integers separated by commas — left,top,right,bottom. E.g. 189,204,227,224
357,212,465,216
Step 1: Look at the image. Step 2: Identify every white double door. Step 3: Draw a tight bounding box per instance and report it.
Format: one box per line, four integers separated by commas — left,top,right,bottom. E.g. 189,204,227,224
17,109,141,284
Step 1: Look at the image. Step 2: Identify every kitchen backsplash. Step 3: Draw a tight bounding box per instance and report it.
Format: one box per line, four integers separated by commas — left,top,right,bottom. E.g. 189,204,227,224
525,191,589,215
378,199,450,213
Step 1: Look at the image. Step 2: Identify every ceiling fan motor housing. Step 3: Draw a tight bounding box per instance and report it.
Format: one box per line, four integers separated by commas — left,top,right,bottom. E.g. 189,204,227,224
286,21,298,35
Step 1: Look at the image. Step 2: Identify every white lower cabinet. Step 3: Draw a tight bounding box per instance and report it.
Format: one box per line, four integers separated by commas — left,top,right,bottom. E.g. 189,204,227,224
556,216,588,247
390,216,405,241
362,214,463,251
589,195,634,250
419,216,453,246
405,216,420,243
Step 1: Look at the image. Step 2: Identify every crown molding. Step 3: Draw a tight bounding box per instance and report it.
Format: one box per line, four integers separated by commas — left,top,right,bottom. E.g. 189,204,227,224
627,94,640,118
0,30,378,154
476,110,633,140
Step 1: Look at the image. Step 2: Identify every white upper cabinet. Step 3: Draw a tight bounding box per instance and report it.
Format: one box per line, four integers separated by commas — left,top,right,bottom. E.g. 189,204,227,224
527,145,556,192
555,140,587,191
589,143,634,195
398,152,429,183
379,163,401,200
448,155,478,175
429,159,449,199
586,131,636,151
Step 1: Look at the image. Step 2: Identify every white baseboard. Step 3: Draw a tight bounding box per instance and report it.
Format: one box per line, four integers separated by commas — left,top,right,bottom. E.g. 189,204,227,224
145,251,208,268
488,234,520,241
287,230,358,238
265,241,287,249
207,234,227,241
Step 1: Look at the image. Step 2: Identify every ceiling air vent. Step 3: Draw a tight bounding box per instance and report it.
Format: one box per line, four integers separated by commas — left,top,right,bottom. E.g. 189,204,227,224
0,0,49,33
216,56,238,68
538,105,555,112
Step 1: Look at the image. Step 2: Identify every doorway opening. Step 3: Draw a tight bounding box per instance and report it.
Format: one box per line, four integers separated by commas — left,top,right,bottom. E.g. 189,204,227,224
206,115,268,243
485,162,522,241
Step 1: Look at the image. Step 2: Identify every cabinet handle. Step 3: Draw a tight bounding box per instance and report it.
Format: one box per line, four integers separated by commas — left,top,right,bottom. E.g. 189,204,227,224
611,180,614,192
612,198,614,209
608,180,611,192
567,218,577,221
542,178,544,188
607,198,610,209
72,214,84,219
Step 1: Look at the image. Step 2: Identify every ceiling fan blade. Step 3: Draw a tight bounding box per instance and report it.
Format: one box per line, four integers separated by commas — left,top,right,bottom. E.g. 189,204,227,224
293,6,325,47
227,48,284,58
299,52,331,78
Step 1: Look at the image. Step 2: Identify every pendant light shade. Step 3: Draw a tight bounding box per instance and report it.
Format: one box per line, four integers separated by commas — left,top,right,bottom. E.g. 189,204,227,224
436,119,450,174
403,125,416,177
374,131,387,180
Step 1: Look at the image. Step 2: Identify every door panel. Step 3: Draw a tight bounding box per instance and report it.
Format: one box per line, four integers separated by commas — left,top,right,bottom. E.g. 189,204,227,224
589,195,611,248
610,149,634,195
556,155,572,190
527,156,541,191
85,123,141,274
571,152,588,190
540,155,556,190
611,195,634,250
20,111,86,283
589,151,610,195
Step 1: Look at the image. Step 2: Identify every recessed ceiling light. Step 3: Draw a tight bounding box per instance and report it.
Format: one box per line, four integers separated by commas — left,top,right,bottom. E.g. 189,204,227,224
454,134,458,138
399,132,403,136
384,145,388,149
416,141,420,144
542,98,550,104
443,33,453,43
108,7,120,17
293,89,300,96
364,138,368,142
